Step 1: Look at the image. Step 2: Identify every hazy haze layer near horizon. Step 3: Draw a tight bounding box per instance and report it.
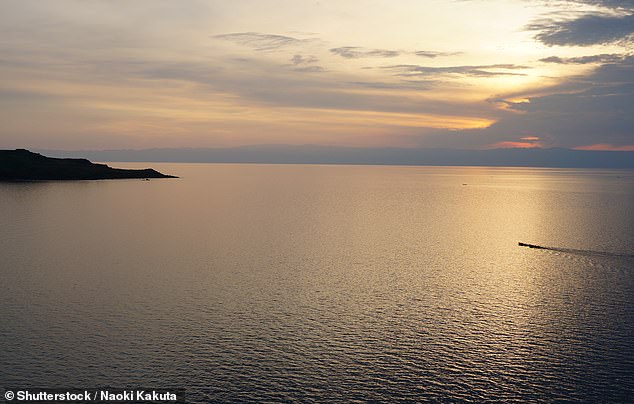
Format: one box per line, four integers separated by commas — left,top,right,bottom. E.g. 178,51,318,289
1,164,633,401
37,146,634,169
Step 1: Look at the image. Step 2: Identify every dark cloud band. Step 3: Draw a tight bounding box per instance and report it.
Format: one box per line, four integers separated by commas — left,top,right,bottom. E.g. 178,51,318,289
540,54,627,64
528,13,634,46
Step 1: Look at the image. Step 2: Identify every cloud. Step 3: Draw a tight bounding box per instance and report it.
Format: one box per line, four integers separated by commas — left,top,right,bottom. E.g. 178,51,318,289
414,51,462,58
7,1,632,150
570,0,634,10
488,141,542,149
540,53,627,64
290,54,318,65
574,143,634,151
493,72,634,147
291,65,324,73
383,64,528,78
213,32,307,51
133,58,494,119
488,136,543,149
347,80,438,90
330,47,401,59
527,13,634,46
286,55,323,72
412,57,634,149
330,47,461,59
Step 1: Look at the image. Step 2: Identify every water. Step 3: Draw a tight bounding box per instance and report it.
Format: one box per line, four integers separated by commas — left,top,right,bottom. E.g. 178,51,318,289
1,164,633,402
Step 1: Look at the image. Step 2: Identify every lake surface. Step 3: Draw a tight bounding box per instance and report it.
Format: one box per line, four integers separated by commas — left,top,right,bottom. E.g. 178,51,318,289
1,164,633,402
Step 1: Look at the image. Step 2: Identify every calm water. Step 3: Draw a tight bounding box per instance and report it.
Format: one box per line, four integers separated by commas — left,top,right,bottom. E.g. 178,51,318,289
1,164,633,402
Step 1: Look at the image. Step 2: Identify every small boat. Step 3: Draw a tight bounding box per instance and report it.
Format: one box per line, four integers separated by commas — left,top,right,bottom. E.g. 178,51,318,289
518,242,545,249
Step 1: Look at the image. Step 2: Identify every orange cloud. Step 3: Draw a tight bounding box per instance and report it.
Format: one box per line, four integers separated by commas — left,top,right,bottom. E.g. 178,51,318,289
574,144,634,151
489,141,542,149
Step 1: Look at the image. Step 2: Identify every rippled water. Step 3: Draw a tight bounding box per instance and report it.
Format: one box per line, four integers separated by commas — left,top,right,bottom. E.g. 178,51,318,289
1,164,633,402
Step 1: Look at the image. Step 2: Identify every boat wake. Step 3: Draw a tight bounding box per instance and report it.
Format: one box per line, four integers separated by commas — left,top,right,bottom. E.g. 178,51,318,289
518,242,634,259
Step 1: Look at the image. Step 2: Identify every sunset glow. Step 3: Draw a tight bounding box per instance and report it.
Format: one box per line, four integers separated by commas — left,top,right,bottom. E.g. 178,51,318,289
489,141,543,149
1,0,633,151
2,2,634,401
574,144,634,151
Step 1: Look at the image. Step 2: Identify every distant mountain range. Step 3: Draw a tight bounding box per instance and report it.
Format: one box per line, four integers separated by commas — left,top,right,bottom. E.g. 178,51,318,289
36,145,634,169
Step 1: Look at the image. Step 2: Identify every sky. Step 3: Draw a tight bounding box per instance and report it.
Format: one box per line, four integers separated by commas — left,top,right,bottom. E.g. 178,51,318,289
0,0,633,151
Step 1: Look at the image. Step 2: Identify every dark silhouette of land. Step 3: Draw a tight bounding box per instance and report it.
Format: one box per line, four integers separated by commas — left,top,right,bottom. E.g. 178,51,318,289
0,149,176,181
